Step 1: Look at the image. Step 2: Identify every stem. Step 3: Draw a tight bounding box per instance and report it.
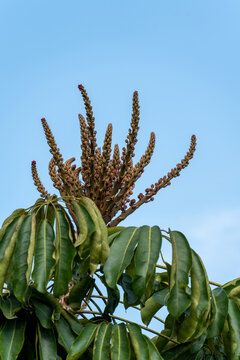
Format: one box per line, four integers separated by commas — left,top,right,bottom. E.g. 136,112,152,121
91,295,165,324
80,310,178,343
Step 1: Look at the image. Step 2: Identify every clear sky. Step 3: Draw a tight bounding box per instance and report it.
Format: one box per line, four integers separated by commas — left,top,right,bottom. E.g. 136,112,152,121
1,1,240,329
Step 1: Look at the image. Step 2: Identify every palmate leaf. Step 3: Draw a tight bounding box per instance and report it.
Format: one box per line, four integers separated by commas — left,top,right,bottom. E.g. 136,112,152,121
37,322,57,360
55,315,77,353
61,309,84,335
0,294,22,319
31,297,54,329
207,287,228,339
53,209,76,297
0,215,25,293
68,276,95,310
127,323,151,360
92,322,112,360
104,227,139,288
1,208,26,229
111,323,131,360
66,323,99,360
225,299,240,359
32,219,55,293
223,277,240,298
72,198,109,274
167,230,192,319
143,335,164,360
177,250,211,342
132,226,162,298
0,318,26,360
12,214,36,302
141,288,169,326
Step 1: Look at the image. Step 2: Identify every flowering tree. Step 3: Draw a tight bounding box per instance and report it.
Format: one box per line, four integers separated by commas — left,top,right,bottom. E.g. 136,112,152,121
0,86,238,359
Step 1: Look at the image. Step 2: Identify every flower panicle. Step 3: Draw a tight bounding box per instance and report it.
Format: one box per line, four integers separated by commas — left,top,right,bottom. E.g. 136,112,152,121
41,118,64,172
31,161,50,199
108,134,197,227
33,86,196,229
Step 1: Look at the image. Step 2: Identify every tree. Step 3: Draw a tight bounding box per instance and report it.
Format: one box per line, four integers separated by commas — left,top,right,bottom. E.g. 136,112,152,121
0,85,238,359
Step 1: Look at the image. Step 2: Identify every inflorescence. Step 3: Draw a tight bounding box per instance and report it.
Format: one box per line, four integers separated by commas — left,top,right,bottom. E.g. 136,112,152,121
31,85,197,227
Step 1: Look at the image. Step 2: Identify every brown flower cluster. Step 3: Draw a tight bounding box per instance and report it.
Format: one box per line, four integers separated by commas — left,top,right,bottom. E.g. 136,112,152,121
31,85,197,227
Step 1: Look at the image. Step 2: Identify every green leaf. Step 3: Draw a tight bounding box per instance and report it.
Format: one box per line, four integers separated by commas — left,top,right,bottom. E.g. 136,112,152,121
55,315,77,352
26,213,37,284
31,298,53,329
68,277,95,310
0,294,22,319
143,335,164,360
127,323,149,360
132,226,162,298
79,197,108,274
107,226,125,236
61,310,84,335
71,201,89,247
67,323,99,360
227,299,240,359
178,250,211,342
111,323,131,360
118,273,139,308
37,322,57,360
167,230,192,319
104,227,139,289
1,209,26,228
46,203,56,227
30,287,62,320
0,215,25,293
12,215,35,301
104,284,120,315
81,197,109,265
0,318,26,360
141,288,168,326
108,231,123,246
53,209,76,297
223,277,240,298
93,322,112,360
32,219,55,293
207,287,228,338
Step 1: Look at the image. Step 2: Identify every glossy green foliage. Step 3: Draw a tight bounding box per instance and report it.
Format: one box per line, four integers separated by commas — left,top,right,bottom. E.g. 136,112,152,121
68,277,95,310
104,227,139,288
12,215,36,301
53,209,76,297
104,225,162,306
37,323,57,360
32,219,55,293
111,323,131,360
71,198,110,274
0,196,240,359
132,226,162,297
167,231,192,319
0,318,26,360
207,287,228,338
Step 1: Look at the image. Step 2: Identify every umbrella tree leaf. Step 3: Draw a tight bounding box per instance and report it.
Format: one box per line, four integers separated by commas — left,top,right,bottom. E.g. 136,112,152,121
132,225,162,298
92,322,112,360
104,227,139,289
32,219,55,293
167,230,192,319
111,323,131,360
0,318,26,360
53,209,76,297
207,287,228,339
37,322,57,360
12,214,36,302
67,323,99,360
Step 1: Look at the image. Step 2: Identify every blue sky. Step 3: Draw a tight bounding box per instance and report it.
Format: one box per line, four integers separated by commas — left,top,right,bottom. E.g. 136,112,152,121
1,1,240,329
